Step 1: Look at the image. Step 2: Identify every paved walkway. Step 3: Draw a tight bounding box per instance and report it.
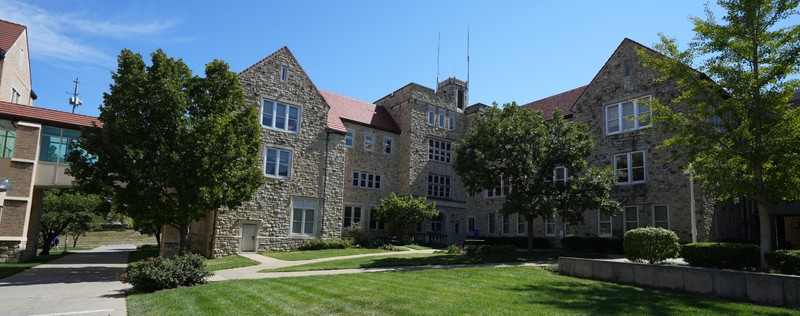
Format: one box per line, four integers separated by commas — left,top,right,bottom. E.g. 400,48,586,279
210,249,553,281
0,244,134,316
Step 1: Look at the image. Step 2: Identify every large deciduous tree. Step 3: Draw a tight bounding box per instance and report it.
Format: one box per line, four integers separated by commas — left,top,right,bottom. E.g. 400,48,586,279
638,0,800,266
39,189,105,256
454,104,619,252
374,193,439,241
67,49,265,254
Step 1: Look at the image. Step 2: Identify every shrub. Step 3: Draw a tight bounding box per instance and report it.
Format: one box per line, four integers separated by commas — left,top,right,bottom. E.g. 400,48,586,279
682,242,759,270
379,244,407,251
560,236,583,251
119,253,212,293
559,236,623,254
766,250,800,275
623,227,680,264
446,244,463,254
480,236,549,249
464,244,517,257
299,238,353,250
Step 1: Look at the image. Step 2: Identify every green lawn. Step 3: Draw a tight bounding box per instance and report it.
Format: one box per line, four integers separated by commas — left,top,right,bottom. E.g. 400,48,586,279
0,252,71,279
261,248,392,261
128,245,160,263
261,250,605,272
127,266,797,315
205,255,259,271
76,229,157,246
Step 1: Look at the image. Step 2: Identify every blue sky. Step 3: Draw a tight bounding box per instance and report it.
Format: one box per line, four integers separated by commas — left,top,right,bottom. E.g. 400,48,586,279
1,1,745,117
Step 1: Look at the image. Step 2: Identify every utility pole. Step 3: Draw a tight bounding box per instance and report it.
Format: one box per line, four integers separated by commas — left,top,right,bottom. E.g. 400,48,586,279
68,77,83,113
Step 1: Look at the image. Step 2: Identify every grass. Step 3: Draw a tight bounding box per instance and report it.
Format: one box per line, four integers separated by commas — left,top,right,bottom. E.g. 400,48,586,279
75,229,157,246
128,245,160,263
126,266,798,315
0,252,71,279
205,255,260,271
261,248,392,261
261,250,605,272
404,244,432,250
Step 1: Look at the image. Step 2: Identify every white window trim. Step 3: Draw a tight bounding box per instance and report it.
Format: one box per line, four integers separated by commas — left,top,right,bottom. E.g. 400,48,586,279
427,173,452,198
383,137,393,155
428,107,435,126
487,213,496,235
623,206,639,232
517,214,526,236
428,138,453,164
614,151,646,185
264,147,292,179
485,179,509,199
344,131,353,148
290,197,317,237
553,166,568,183
11,86,21,104
652,205,670,229
261,99,301,134
563,222,577,237
598,211,613,238
501,214,511,235
544,218,556,237
363,134,375,152
352,171,382,190
343,205,363,228
605,96,652,135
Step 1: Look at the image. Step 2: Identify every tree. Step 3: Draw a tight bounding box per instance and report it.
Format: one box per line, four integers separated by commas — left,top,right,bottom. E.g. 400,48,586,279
454,104,619,252
637,0,800,266
39,190,105,255
373,193,439,241
131,214,163,249
67,212,104,248
67,49,265,254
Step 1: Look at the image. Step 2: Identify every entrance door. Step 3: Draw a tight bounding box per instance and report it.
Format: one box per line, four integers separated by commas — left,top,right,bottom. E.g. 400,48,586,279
241,224,257,252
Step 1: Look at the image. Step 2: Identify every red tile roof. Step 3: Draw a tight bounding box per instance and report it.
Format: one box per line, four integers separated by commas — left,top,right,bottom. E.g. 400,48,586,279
0,19,26,54
320,90,400,134
0,100,101,128
521,85,587,118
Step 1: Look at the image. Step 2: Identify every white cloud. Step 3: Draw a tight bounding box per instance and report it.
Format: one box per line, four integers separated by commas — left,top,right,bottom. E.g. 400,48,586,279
0,0,175,66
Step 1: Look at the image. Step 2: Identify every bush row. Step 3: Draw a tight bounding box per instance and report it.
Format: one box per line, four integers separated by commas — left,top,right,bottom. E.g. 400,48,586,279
480,236,549,249
765,249,800,275
560,236,624,254
299,238,354,250
681,242,760,270
119,253,212,293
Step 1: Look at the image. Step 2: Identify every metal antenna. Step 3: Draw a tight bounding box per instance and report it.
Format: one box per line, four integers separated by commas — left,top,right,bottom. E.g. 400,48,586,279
67,77,83,113
436,32,440,89
467,25,470,89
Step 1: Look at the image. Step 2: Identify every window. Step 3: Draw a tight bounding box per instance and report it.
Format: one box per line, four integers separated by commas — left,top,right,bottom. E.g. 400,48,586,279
343,206,361,228
428,138,452,163
563,222,577,237
291,197,317,236
623,206,639,232
428,107,435,126
262,100,300,133
553,167,568,184
264,147,292,179
383,137,393,154
0,120,15,158
427,173,451,198
280,65,288,82
369,207,385,230
598,211,613,237
488,214,496,234
11,87,21,104
352,171,381,190
605,96,651,134
545,218,556,236
486,179,510,198
449,112,455,130
502,214,510,234
517,214,526,236
345,131,353,147
364,134,374,152
623,59,632,77
457,90,465,110
438,112,445,128
614,151,646,184
39,127,80,163
467,217,476,233
653,205,670,229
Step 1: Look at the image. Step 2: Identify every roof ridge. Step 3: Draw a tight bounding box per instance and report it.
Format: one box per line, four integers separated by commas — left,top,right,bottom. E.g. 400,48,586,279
0,100,98,119
319,89,375,106
238,46,288,75
0,19,28,29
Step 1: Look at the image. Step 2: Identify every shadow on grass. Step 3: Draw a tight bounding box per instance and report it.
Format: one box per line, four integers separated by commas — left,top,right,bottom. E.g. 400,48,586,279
357,250,608,269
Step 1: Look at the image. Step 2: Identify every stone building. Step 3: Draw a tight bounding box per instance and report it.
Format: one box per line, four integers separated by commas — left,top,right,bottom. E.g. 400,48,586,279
0,19,35,106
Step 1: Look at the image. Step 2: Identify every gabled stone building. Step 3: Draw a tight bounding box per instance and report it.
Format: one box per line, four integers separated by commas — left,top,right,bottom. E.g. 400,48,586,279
0,19,35,106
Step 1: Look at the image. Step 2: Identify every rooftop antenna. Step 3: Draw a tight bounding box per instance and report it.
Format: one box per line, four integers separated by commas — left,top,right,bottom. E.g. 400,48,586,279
436,31,440,90
67,77,83,113
467,25,470,90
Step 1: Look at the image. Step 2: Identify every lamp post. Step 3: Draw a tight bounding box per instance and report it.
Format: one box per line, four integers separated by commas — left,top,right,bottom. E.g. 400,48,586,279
684,163,697,243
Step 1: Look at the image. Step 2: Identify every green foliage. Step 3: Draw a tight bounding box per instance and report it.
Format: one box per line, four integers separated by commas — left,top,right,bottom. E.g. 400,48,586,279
559,236,624,254
378,244,408,252
480,236,547,249
39,189,106,255
120,253,212,293
464,244,517,257
765,250,800,275
637,0,800,266
373,193,438,240
446,244,463,254
67,49,265,254
623,227,680,264
682,242,760,270
299,238,354,250
454,104,619,252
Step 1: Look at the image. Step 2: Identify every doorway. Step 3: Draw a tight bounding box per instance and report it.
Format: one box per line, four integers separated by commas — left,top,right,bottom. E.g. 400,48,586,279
240,224,257,252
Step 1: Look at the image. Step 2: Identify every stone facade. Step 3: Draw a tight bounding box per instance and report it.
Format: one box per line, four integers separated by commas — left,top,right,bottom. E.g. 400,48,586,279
0,21,33,106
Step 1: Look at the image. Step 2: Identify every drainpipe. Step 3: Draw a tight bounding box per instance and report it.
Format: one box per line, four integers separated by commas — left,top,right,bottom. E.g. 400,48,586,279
320,128,331,238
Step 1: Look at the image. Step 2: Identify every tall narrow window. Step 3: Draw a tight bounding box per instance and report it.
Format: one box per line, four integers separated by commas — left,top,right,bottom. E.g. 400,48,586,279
502,214,510,234
369,207,385,230
345,131,353,147
457,89,465,109
438,112,445,128
553,166,567,183
364,134,375,152
428,107,435,126
291,197,317,236
488,214,496,234
544,218,556,236
11,88,21,104
264,147,292,179
623,206,639,232
383,137,393,154
467,217,476,234
0,120,16,158
653,205,670,229
449,112,455,130
517,215,526,236
598,211,613,237
280,65,288,82
343,206,361,228
623,59,632,77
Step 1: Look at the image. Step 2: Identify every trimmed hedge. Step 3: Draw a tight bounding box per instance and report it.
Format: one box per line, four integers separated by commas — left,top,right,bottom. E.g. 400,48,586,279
682,242,759,270
560,236,624,254
299,238,354,250
623,227,680,264
766,249,800,275
479,236,549,249
119,253,212,293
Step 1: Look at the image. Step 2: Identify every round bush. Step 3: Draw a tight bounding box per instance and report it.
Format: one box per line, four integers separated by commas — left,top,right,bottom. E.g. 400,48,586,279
623,227,680,264
119,253,212,293
682,242,759,270
765,249,800,275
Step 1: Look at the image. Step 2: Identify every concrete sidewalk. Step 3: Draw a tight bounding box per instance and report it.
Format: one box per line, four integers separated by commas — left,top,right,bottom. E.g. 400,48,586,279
0,244,134,316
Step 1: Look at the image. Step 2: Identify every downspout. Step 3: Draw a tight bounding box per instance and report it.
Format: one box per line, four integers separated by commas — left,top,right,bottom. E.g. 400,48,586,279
320,128,331,238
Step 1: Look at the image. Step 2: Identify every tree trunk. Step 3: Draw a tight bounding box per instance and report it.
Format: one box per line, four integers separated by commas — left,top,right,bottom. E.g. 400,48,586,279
756,189,771,268
40,233,55,256
72,235,79,248
526,215,534,253
178,224,189,256
154,226,162,249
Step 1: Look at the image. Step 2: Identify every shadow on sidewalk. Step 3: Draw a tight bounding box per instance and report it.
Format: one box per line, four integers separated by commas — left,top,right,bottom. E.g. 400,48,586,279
0,266,126,286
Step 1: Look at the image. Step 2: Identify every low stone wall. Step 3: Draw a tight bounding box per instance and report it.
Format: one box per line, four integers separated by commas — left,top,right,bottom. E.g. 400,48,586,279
558,257,800,309
0,240,22,263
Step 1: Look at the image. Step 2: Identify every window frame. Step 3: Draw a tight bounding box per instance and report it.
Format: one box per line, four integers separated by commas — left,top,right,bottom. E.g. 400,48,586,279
517,214,526,236
487,213,496,235
280,65,288,82
428,107,435,126
383,137,393,155
605,96,652,135
653,205,670,229
261,99,301,134
428,138,452,164
344,131,353,148
0,120,16,159
39,126,80,163
264,147,293,179
553,166,568,183
352,171,382,190
598,211,613,237
449,112,455,130
485,179,510,198
614,150,646,185
343,205,362,228
290,197,317,237
623,206,639,232
544,218,556,237
364,134,375,152
368,207,385,230
427,173,452,198
502,214,510,235
11,87,21,104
